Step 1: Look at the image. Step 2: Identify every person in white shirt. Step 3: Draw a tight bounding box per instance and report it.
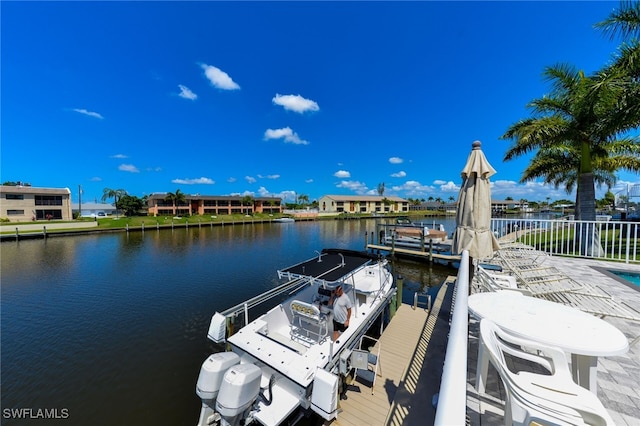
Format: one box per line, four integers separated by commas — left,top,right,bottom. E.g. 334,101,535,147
330,285,352,341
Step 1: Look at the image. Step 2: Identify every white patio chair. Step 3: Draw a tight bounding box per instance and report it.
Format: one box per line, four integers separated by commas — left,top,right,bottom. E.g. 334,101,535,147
475,266,533,296
479,319,615,426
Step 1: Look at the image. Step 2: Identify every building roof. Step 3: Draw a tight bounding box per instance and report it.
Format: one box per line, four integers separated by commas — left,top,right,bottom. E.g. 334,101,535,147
71,202,117,211
146,192,280,201
320,195,408,202
0,185,71,195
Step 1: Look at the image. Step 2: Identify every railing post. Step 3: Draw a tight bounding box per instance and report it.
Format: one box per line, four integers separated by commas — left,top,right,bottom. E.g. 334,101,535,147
626,221,631,264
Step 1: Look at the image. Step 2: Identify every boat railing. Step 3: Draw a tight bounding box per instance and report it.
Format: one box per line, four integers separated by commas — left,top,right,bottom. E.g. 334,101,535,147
368,264,393,305
434,250,469,425
219,277,309,331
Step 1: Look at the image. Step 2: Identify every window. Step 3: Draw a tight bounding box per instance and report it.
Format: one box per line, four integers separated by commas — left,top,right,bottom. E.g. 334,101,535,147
35,195,63,206
7,210,24,215
35,209,62,220
5,194,24,200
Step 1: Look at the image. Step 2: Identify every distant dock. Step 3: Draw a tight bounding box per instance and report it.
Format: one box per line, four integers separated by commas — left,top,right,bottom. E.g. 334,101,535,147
366,242,460,266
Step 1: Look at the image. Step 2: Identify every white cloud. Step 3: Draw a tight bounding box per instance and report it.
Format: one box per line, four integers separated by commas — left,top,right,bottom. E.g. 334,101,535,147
391,171,406,178
119,164,139,173
433,179,447,185
336,180,368,194
178,84,197,100
272,94,320,113
438,181,459,192
305,179,314,183
110,154,128,159
73,108,103,119
171,177,215,185
245,176,257,184
279,190,297,202
334,170,351,178
389,157,403,164
201,64,240,90
89,177,102,182
266,174,280,180
264,127,309,145
227,177,237,183
257,186,271,196
490,180,575,201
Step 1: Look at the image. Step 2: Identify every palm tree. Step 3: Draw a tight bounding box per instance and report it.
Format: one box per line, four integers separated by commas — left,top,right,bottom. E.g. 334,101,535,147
241,195,254,215
165,189,186,216
102,188,127,217
503,60,640,254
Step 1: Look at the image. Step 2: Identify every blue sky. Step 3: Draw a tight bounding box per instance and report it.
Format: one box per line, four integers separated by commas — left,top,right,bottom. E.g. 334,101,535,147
2,1,638,205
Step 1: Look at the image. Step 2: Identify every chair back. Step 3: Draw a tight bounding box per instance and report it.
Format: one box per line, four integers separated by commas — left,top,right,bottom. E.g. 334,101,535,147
479,319,614,426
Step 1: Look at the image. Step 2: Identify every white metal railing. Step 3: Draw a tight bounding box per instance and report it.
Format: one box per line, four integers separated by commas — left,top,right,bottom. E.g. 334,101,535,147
491,218,639,264
434,250,469,425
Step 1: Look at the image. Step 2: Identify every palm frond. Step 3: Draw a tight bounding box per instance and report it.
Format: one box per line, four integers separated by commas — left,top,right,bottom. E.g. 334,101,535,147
594,1,640,41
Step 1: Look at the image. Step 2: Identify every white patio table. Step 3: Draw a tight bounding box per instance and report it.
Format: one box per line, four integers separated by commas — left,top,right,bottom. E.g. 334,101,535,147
469,291,629,395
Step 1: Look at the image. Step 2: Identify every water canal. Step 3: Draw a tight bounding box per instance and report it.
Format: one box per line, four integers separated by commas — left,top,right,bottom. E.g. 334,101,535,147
1,219,455,425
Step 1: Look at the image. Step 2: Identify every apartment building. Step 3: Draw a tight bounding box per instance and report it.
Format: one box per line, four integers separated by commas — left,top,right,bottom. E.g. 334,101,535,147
146,193,282,216
317,195,409,214
0,185,73,222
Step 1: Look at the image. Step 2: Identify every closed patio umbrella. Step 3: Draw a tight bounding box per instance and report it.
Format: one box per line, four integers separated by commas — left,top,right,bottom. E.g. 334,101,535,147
452,141,500,277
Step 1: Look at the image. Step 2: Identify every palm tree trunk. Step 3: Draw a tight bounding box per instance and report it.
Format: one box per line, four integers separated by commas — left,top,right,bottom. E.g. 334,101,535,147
576,172,602,256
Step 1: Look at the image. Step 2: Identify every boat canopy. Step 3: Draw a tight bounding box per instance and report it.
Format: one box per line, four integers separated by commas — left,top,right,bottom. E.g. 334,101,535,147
277,249,376,284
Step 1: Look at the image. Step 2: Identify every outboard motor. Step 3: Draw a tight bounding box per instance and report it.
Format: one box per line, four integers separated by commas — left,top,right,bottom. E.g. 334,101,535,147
215,363,262,426
196,352,240,426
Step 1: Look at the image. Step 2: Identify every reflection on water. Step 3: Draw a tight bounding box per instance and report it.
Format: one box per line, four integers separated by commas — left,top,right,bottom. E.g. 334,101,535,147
1,219,454,425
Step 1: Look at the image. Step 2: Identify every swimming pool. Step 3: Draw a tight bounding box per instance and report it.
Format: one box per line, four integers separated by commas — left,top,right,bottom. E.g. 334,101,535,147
609,269,640,287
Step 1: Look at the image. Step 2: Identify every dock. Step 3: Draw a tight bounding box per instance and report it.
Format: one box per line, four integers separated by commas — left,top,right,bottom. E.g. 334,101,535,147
333,278,455,426
366,244,461,266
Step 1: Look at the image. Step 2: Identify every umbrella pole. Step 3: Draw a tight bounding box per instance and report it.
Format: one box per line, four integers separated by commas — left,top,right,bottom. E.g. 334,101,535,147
468,256,475,294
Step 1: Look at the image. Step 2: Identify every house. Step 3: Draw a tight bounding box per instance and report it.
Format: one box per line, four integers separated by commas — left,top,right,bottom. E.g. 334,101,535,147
71,202,118,217
0,185,73,222
146,193,282,216
317,195,409,215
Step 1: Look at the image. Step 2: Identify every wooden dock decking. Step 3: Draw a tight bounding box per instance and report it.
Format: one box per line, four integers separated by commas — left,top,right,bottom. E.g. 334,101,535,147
366,244,461,265
332,279,454,426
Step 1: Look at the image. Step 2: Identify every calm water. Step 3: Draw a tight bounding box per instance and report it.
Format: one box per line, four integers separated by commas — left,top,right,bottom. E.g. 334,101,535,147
1,219,454,425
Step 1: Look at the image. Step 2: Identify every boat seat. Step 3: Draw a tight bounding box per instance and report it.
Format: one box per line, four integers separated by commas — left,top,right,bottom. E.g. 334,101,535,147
290,300,328,344
352,335,381,395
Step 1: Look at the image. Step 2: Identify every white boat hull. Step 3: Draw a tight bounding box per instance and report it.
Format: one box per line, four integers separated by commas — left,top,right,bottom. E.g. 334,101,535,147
196,249,396,426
